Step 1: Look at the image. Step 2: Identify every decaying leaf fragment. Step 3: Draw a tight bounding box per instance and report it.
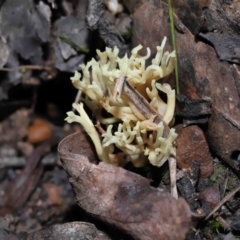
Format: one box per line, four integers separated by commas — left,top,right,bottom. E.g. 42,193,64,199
58,131,192,240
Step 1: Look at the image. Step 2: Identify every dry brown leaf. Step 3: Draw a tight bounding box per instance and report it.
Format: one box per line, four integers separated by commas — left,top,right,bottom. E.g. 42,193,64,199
58,131,191,240
175,124,214,177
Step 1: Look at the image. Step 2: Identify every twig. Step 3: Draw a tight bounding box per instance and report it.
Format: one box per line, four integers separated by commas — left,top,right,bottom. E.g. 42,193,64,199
205,185,240,221
168,154,178,199
123,80,170,137
223,168,229,196
0,153,58,168
0,65,51,72
113,75,126,100
216,215,230,230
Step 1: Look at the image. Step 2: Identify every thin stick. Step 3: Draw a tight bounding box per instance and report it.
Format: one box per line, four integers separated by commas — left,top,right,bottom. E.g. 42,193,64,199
205,185,240,221
113,75,126,100
168,153,178,199
223,168,229,196
216,216,230,230
0,65,51,72
123,80,170,137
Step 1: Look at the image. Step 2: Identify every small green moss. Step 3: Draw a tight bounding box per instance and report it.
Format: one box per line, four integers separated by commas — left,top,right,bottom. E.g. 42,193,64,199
226,175,240,191
120,27,133,38
210,163,226,185
209,219,222,234
210,163,240,192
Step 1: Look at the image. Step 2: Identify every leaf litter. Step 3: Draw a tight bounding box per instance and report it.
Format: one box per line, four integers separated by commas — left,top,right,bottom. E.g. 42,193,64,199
0,0,239,239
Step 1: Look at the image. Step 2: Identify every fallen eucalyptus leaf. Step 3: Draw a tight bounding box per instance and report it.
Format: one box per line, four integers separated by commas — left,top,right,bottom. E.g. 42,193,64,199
58,131,191,240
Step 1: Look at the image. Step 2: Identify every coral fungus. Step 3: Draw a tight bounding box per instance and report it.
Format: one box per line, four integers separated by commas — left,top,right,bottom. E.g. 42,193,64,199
65,37,177,167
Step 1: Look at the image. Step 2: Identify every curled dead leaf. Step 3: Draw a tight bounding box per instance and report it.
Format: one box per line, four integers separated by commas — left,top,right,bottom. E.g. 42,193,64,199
58,131,191,240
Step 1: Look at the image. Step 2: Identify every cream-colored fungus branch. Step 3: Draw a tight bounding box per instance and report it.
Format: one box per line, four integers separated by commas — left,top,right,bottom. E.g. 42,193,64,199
65,103,110,163
66,37,178,197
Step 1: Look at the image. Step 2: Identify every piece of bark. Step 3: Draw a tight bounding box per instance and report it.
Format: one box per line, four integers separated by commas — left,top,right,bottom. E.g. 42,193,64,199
170,0,210,35
176,94,212,126
132,1,240,170
226,198,240,213
201,0,239,34
58,131,191,240
176,95,212,118
199,32,240,64
177,175,199,211
199,0,240,64
175,125,214,177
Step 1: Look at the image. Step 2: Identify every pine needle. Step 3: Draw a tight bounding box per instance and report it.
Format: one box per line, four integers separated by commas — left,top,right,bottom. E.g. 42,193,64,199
58,35,89,53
